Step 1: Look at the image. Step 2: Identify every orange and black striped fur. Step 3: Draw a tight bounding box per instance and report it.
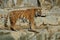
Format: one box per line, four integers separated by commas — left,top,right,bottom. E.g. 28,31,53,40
5,8,42,32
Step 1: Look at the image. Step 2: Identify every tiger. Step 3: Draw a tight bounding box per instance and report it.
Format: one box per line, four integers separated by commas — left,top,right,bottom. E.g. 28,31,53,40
5,7,42,32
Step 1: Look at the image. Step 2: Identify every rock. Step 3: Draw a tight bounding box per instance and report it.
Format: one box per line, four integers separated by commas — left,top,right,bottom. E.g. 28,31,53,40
42,6,60,16
0,30,48,40
0,30,14,40
34,17,45,27
47,25,60,35
0,29,60,40
35,16,58,27
55,0,60,7
58,17,60,24
44,16,58,25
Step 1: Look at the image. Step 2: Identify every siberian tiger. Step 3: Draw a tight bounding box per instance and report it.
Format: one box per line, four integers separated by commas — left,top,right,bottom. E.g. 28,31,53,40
6,7,42,32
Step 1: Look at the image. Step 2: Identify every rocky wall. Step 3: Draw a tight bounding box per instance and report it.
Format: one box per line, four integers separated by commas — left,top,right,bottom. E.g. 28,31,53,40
0,29,60,40
0,5,60,40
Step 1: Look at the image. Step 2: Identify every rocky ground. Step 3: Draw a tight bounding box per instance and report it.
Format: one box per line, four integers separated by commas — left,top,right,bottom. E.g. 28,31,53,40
0,6,60,40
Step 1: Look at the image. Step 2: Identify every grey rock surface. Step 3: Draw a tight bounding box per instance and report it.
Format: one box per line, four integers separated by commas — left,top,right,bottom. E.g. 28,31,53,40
0,4,60,40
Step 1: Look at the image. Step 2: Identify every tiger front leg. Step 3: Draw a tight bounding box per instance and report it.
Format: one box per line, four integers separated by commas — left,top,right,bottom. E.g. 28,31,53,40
28,16,39,33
